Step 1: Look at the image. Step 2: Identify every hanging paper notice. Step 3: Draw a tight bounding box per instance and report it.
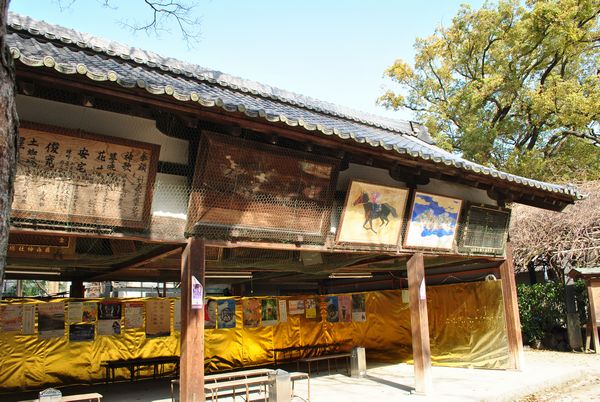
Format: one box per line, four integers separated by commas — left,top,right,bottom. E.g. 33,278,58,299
242,299,261,328
261,299,278,326
22,305,35,335
338,295,352,322
288,300,305,315
174,300,181,331
305,298,317,319
352,294,367,322
146,299,170,337
38,302,65,339
278,300,288,323
192,276,204,309
67,302,83,323
326,296,339,323
82,302,97,322
98,301,122,320
98,319,121,336
205,299,217,329
1,305,23,333
69,324,95,341
217,299,236,329
420,279,427,300
124,302,145,329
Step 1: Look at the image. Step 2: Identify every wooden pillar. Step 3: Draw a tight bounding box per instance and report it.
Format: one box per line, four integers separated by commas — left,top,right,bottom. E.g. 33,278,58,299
69,280,85,298
499,242,524,370
586,279,600,353
180,238,205,402
407,252,432,395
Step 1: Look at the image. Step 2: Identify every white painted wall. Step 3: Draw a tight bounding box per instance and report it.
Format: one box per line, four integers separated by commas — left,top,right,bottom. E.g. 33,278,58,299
16,95,188,164
338,163,496,206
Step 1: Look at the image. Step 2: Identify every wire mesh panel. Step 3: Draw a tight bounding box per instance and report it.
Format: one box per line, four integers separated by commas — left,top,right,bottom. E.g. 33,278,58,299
186,131,339,244
457,205,511,255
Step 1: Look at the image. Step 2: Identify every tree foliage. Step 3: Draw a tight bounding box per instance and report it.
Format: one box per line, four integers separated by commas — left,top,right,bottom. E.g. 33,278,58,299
380,0,600,182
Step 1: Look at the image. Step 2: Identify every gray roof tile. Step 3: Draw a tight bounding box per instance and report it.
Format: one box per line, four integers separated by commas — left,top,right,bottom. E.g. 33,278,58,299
6,12,583,201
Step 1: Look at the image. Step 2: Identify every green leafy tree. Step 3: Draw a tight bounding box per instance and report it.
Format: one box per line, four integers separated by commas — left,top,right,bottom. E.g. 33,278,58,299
380,0,600,182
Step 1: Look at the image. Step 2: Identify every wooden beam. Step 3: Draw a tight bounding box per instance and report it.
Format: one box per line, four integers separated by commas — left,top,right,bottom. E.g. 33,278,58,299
90,245,183,280
180,237,205,402
587,279,600,353
499,242,524,370
407,252,432,394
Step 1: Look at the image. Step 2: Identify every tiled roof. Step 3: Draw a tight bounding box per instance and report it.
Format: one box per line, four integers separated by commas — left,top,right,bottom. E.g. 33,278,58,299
6,12,583,201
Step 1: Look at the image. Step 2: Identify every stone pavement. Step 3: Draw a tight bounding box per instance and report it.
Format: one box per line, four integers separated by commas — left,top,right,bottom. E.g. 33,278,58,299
3,350,599,402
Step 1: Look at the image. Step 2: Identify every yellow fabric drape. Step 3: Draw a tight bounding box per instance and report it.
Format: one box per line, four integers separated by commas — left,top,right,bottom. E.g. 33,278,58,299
0,281,509,391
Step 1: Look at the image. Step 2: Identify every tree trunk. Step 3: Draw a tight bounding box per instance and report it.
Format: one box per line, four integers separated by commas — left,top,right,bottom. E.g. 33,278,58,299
0,0,19,298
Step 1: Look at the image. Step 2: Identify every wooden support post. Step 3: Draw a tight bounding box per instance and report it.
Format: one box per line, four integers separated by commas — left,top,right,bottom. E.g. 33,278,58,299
69,280,85,298
586,279,600,353
407,252,432,395
180,237,205,402
499,242,524,370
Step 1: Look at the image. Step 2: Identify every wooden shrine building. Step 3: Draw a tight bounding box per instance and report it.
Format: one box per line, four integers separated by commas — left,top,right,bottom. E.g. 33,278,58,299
0,12,584,400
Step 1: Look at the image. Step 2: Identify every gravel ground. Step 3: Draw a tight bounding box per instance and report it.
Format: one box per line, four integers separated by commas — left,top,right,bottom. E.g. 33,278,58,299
516,349,600,402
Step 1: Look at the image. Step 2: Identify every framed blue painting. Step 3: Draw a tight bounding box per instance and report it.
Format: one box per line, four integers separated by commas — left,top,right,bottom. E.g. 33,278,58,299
404,191,463,250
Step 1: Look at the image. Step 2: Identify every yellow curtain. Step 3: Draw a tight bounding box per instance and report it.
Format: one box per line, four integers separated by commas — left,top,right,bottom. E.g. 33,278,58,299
0,281,509,391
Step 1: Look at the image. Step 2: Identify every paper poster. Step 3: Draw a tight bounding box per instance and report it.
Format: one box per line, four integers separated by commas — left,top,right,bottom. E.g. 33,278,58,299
326,296,339,323
68,302,83,323
205,299,217,329
217,299,236,329
338,295,352,322
288,300,305,315
192,276,203,309
98,319,121,336
69,324,95,341
305,298,317,319
146,299,170,337
278,300,288,323
1,305,23,333
242,299,261,328
352,294,367,322
22,305,35,335
124,302,145,329
38,302,65,339
174,300,181,331
82,302,97,322
98,301,122,320
261,299,278,326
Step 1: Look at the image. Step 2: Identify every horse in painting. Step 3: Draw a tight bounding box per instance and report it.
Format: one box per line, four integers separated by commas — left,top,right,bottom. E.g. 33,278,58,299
352,192,398,233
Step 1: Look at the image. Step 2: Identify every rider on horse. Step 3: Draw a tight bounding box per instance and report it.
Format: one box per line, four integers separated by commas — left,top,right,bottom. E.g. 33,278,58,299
370,191,382,216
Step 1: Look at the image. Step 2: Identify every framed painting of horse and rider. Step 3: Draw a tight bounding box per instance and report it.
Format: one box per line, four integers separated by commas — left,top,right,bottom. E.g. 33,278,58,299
336,180,409,246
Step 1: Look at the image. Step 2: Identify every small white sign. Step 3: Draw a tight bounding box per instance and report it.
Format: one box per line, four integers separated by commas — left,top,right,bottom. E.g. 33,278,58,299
192,276,204,309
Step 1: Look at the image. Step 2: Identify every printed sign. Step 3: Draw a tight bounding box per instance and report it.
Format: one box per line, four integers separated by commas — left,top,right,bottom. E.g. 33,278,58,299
242,299,261,328
69,324,95,341
192,276,204,309
261,299,278,326
288,300,305,315
146,299,170,337
38,302,65,339
124,302,145,329
217,299,236,329
352,294,367,322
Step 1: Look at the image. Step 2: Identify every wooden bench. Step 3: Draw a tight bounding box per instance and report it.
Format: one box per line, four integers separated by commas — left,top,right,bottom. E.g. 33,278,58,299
18,392,103,402
297,353,351,376
273,340,350,367
170,368,274,401
289,371,310,401
101,356,179,383
205,375,270,402
170,369,311,401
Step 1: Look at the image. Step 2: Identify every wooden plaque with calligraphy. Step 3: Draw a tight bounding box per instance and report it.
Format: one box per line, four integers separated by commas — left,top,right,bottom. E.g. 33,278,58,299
12,122,160,229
